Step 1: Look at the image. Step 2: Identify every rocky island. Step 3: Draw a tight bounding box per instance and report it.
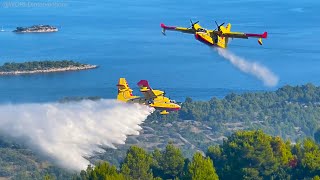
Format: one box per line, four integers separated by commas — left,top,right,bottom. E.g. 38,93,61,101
0,60,98,75
13,25,58,33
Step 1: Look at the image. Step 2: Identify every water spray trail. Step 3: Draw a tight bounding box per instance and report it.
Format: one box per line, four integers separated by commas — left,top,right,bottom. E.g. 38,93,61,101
0,99,154,171
216,48,279,87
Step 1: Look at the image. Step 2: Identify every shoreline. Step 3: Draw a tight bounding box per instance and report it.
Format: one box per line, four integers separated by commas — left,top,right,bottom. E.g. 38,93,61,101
13,25,59,33
0,64,98,75
13,30,58,33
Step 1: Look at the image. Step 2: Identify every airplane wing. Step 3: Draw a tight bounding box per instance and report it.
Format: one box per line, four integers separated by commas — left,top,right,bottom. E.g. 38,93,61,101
137,80,157,99
223,32,268,39
161,23,194,34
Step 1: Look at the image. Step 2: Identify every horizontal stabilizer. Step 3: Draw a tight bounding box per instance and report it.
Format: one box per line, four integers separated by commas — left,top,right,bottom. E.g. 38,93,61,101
160,23,176,30
246,32,267,39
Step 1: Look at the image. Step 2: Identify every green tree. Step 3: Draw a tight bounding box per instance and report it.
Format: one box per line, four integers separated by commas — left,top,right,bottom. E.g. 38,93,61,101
242,168,262,180
188,152,218,180
206,145,224,177
44,174,54,180
121,146,153,180
89,162,124,180
79,170,87,180
292,138,320,178
218,130,291,179
270,136,294,165
152,143,185,179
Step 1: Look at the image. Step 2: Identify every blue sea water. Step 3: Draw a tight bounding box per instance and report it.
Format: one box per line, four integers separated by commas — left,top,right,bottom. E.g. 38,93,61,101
0,0,320,103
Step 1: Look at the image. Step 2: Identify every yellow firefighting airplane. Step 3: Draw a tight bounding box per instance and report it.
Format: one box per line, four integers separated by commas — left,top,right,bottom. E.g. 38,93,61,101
161,20,267,48
117,78,181,115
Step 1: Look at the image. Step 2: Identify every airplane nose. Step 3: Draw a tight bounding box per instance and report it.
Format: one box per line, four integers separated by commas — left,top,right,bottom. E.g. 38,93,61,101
195,34,199,39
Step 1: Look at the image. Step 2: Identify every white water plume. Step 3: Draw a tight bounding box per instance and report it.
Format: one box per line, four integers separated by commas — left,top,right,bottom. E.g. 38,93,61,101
216,48,279,87
0,99,154,171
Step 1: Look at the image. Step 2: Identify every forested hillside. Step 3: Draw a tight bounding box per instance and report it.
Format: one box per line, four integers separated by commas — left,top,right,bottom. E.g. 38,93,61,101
149,83,320,141
0,84,320,179
73,130,320,180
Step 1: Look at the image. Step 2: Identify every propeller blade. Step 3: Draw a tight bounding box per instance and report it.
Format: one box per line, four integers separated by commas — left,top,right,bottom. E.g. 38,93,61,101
214,21,225,31
194,21,199,24
188,19,194,29
215,21,219,27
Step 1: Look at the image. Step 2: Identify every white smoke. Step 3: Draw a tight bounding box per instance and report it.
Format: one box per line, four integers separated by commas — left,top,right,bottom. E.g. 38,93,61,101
216,48,279,87
0,99,154,171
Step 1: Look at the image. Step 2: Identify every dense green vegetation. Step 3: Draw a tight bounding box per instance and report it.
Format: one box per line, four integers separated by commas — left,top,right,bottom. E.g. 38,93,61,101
0,84,320,179
0,60,89,72
73,130,320,180
149,83,320,141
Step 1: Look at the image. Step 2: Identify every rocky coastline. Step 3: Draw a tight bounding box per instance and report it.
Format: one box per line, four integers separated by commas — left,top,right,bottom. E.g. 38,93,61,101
13,25,58,33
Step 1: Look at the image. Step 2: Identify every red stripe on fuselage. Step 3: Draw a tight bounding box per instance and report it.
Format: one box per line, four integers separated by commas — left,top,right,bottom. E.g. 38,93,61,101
195,34,214,46
156,107,181,112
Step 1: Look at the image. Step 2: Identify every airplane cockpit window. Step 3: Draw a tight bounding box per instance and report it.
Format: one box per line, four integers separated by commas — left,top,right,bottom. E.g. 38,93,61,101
170,100,176,103
197,28,206,33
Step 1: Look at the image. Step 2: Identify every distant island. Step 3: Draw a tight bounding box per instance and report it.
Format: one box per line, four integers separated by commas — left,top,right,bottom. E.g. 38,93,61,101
13,25,58,33
0,60,98,75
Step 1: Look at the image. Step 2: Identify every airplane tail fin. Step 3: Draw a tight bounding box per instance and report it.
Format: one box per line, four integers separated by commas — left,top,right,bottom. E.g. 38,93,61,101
117,78,135,101
225,23,231,47
225,23,231,32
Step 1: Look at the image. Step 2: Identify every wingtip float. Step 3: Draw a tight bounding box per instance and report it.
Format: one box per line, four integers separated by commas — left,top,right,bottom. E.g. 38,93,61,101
117,78,181,115
160,20,268,48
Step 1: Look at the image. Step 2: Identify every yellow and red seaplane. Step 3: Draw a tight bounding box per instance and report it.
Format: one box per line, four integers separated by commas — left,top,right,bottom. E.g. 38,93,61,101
161,20,267,48
117,78,181,115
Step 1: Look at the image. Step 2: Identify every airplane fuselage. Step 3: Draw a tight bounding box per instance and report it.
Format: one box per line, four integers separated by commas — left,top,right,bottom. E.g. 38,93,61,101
126,97,181,112
193,24,227,48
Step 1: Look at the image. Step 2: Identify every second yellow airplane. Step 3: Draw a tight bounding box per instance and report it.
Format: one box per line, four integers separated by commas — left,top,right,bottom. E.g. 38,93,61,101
117,78,181,115
161,20,267,48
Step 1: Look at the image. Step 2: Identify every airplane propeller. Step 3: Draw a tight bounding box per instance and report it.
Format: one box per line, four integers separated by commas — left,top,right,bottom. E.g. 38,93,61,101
189,19,199,29
148,99,154,104
214,21,225,31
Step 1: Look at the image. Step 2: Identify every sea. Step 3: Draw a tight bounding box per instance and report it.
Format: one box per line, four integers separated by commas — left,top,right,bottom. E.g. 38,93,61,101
0,0,320,103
